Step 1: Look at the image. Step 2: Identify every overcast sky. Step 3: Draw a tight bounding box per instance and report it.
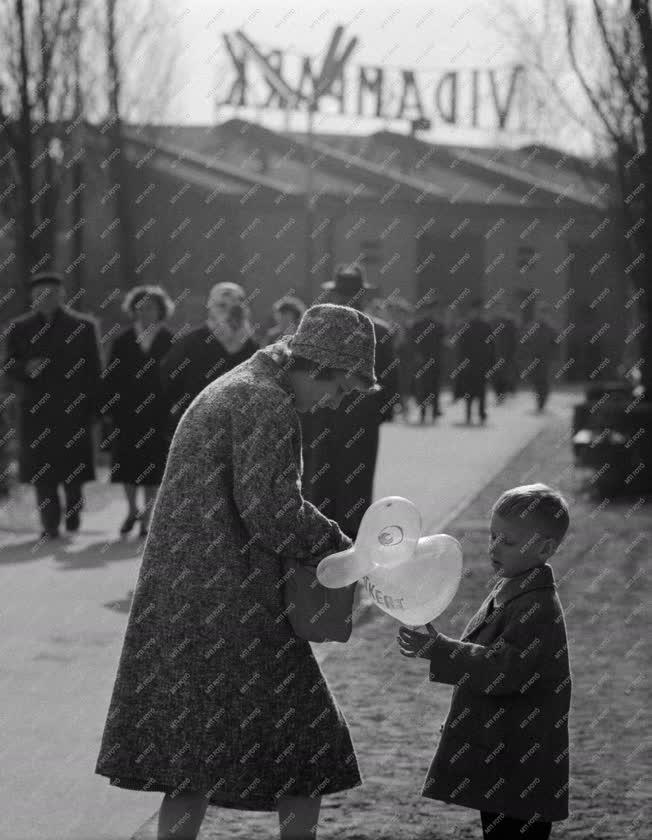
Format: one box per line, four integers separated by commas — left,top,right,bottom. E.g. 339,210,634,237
160,0,555,148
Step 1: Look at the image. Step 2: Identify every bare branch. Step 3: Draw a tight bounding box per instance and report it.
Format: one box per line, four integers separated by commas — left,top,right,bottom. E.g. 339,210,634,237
564,0,621,143
592,0,644,117
631,0,652,77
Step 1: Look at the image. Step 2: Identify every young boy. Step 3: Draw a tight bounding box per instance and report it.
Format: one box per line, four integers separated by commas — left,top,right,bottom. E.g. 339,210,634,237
398,483,572,839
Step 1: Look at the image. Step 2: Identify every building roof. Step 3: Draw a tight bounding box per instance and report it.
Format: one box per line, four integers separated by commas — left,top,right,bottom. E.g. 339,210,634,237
115,120,611,210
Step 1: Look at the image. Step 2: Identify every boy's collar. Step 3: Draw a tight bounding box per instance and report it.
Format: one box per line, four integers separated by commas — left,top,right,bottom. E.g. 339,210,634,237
492,563,555,607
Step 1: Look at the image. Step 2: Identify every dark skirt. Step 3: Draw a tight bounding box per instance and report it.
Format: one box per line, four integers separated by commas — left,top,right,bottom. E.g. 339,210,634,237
108,418,170,485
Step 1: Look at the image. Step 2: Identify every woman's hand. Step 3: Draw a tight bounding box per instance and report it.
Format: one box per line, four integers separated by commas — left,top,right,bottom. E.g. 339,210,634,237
397,624,438,659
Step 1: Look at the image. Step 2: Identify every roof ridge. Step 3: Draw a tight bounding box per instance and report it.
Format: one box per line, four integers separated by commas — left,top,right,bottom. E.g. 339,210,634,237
120,125,299,194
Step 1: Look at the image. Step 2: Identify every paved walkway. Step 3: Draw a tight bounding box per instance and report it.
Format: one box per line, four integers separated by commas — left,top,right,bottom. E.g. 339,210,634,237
0,389,577,840
188,403,648,840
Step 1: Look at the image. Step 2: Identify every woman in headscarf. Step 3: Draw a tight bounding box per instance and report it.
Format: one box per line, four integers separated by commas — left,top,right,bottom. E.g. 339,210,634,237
101,285,175,537
160,282,258,437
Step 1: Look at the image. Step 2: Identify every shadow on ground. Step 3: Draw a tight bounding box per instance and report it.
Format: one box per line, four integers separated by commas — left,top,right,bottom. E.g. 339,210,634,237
0,535,142,569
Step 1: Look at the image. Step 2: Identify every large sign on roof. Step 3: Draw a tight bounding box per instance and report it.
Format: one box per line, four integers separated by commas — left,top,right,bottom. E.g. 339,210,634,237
218,26,527,133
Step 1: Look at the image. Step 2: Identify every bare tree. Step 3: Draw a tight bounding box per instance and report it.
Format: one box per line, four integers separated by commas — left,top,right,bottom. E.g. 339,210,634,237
0,0,79,307
93,0,180,290
0,0,180,306
493,0,652,397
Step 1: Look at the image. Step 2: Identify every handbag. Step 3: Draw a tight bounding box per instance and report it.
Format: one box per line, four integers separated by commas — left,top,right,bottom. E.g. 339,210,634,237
281,557,356,643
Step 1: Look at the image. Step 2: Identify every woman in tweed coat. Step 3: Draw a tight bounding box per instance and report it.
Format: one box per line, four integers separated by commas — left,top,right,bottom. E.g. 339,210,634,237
95,304,380,840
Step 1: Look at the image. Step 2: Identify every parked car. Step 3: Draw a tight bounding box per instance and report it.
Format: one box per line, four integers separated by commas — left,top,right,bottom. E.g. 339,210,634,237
572,369,651,494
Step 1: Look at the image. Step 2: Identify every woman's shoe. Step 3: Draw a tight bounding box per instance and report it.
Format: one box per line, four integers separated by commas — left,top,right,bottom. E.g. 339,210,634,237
120,510,141,535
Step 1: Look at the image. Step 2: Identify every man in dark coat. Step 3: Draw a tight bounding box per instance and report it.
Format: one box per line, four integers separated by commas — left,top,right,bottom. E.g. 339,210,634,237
409,299,447,423
522,302,559,412
453,297,495,425
4,271,103,538
301,264,399,539
488,302,519,402
160,282,258,438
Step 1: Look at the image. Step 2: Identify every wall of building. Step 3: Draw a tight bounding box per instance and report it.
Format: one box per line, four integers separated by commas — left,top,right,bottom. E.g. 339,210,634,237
0,140,626,383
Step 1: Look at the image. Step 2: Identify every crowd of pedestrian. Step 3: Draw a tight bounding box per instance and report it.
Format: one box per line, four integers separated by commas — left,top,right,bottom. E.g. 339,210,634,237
0,266,583,840
0,266,563,543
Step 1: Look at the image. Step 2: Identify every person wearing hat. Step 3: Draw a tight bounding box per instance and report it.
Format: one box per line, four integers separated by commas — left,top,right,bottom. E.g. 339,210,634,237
95,304,375,840
4,271,103,538
159,282,259,438
301,263,399,539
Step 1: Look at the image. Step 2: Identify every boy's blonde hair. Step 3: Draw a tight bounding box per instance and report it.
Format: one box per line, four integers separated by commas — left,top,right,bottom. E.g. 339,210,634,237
492,483,570,545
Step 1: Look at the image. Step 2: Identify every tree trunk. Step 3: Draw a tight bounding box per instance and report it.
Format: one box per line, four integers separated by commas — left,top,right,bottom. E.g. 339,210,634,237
70,0,85,301
106,0,136,292
633,0,652,399
15,0,36,310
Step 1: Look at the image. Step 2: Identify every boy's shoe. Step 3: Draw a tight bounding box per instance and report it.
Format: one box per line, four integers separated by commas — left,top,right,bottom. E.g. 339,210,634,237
40,528,61,540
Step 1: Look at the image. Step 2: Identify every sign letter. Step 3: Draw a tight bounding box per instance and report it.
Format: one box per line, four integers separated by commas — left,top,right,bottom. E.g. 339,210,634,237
435,71,458,125
489,65,524,130
357,66,384,118
396,70,426,120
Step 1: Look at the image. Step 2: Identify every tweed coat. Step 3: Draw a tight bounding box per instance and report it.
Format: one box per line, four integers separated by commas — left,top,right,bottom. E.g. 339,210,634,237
422,563,571,822
3,306,103,484
95,340,363,810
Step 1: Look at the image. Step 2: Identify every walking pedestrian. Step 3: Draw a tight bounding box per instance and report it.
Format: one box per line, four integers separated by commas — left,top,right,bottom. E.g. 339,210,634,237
454,298,495,425
521,302,558,412
409,299,446,423
94,303,376,840
160,282,258,437
101,285,175,538
4,271,103,539
488,302,519,403
301,264,399,539
0,388,11,498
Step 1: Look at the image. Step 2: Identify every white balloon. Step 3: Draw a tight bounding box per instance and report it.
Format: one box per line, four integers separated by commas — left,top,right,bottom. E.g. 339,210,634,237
317,497,463,626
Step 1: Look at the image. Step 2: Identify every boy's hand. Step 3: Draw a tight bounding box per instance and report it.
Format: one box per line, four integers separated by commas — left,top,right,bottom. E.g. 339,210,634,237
397,624,439,659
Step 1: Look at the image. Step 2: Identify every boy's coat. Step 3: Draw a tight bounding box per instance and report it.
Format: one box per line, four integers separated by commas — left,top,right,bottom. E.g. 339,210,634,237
423,563,571,822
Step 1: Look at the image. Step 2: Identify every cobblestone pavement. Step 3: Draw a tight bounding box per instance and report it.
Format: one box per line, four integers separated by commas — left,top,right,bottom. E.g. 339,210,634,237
133,414,651,839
